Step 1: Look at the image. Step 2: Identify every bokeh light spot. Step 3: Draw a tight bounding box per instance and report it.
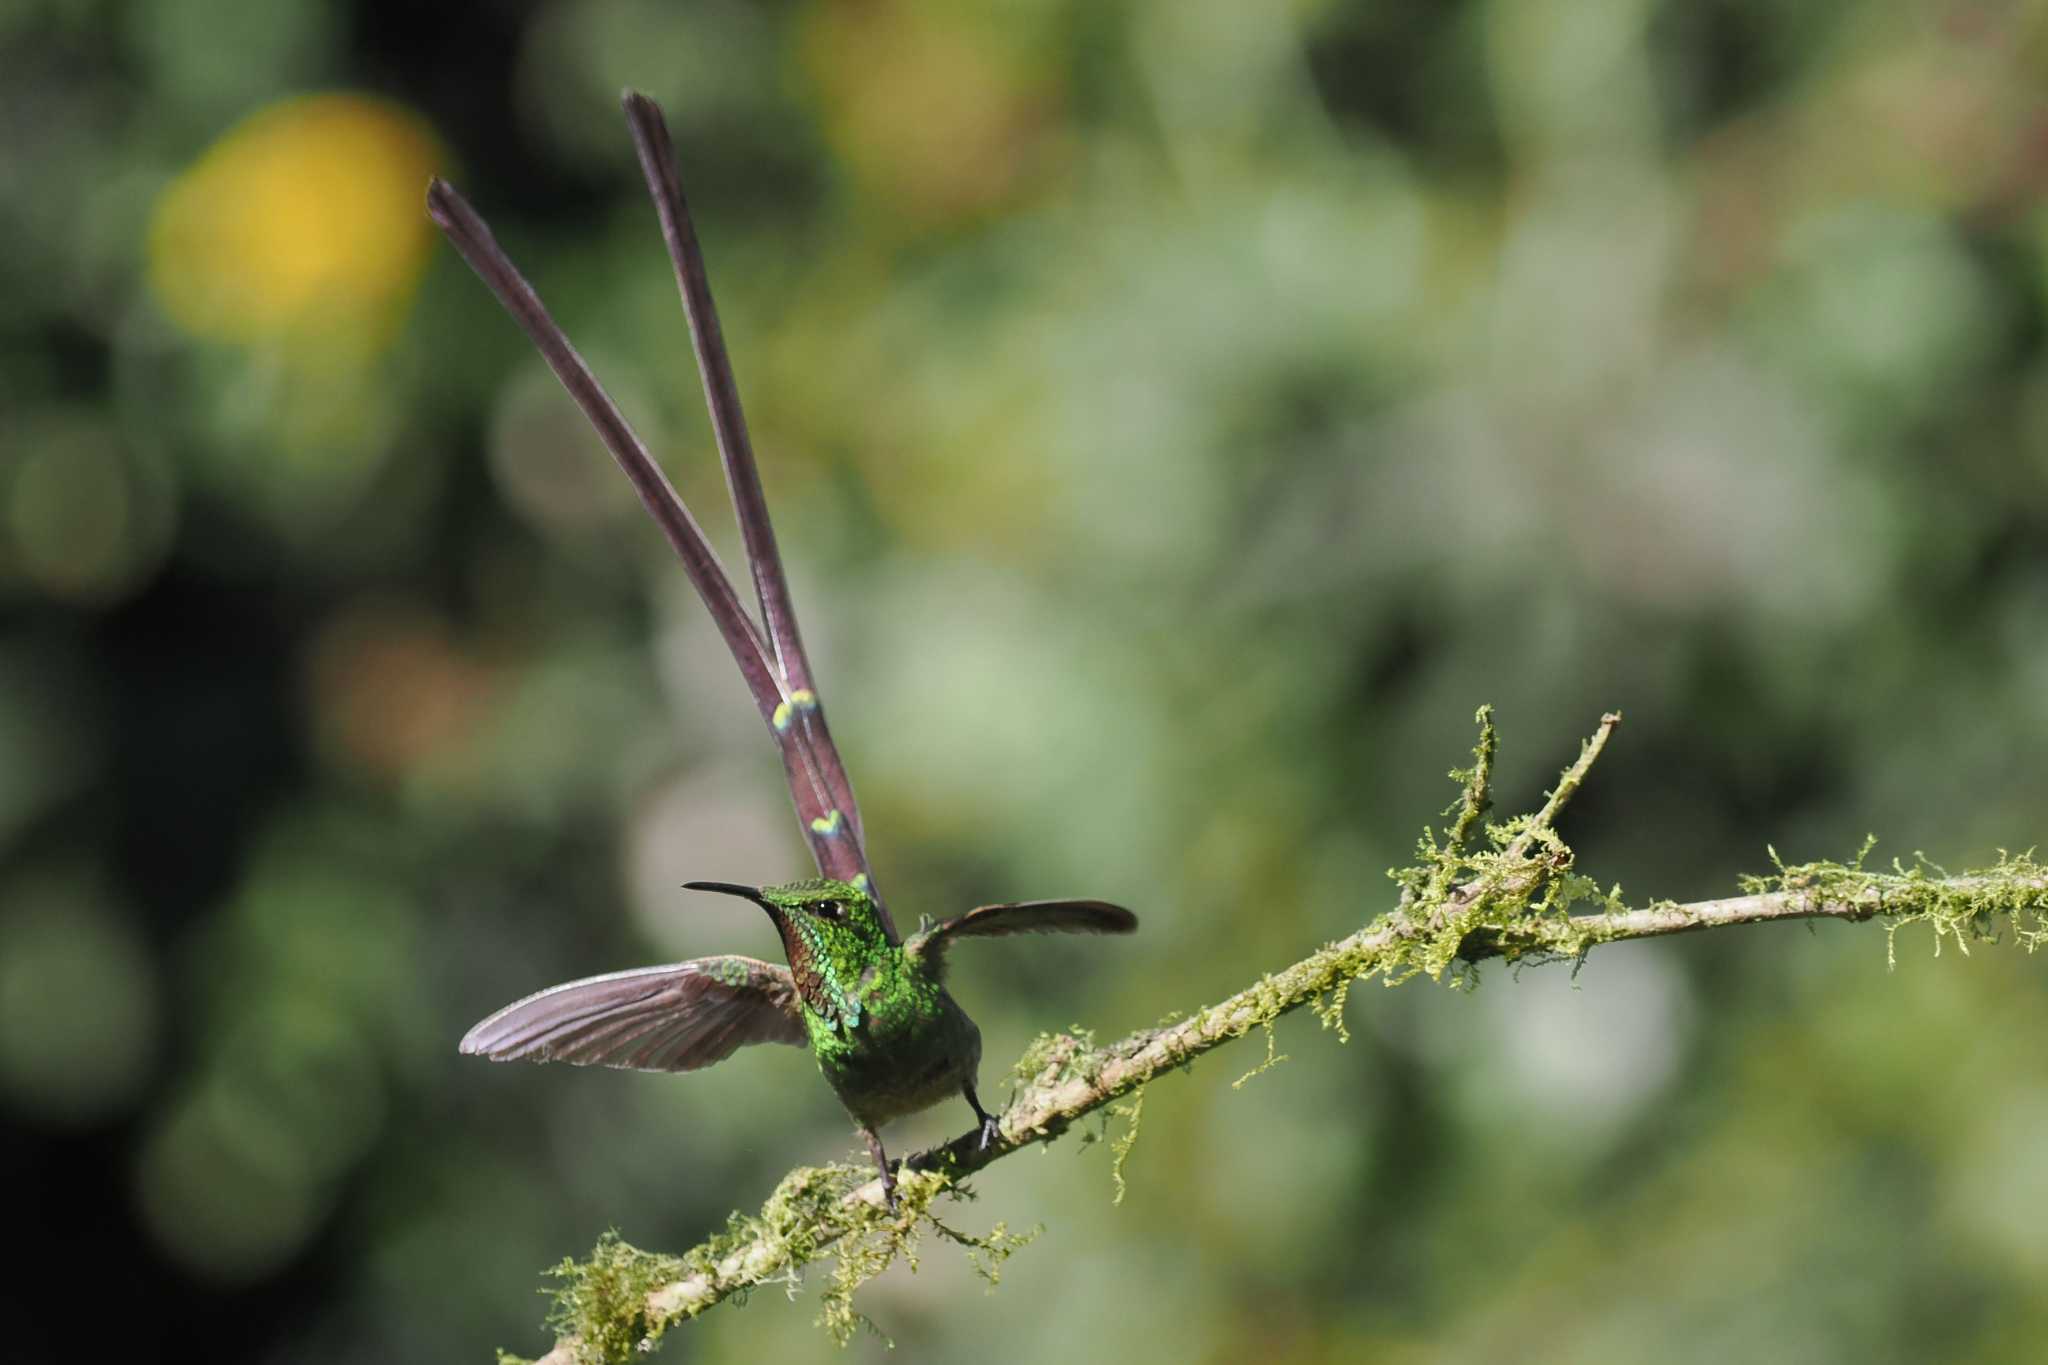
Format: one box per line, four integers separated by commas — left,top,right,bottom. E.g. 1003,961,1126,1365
136,1078,327,1285
486,362,645,541
214,995,387,1181
1,411,177,606
147,93,443,360
0,877,159,1125
802,1,1065,229
305,599,492,780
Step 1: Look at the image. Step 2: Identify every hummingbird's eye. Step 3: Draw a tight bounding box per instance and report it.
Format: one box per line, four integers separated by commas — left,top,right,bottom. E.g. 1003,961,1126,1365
814,899,844,919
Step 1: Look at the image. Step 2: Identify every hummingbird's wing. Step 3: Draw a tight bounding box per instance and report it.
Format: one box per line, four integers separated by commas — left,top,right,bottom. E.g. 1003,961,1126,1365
459,956,804,1073
429,92,892,941
907,901,1138,974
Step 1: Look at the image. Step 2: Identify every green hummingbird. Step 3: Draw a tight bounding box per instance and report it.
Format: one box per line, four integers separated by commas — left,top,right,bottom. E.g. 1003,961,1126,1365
431,92,1137,1205
459,879,1132,1204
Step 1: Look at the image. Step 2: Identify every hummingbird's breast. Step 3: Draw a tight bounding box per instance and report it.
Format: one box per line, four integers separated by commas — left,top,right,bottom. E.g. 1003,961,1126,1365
805,959,981,1129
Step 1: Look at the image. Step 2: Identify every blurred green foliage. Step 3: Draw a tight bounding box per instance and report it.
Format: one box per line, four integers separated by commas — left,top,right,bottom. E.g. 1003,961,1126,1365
6,0,2048,1361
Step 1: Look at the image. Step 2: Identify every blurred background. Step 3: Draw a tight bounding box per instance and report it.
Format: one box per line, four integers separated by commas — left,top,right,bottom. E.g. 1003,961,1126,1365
7,0,2048,1360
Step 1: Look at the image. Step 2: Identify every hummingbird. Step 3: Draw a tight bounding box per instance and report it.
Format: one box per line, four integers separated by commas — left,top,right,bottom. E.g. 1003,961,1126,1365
430,92,1137,1206
459,879,1133,1204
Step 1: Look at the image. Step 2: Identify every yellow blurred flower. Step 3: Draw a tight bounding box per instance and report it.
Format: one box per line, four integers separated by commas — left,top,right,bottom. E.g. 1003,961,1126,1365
148,93,442,361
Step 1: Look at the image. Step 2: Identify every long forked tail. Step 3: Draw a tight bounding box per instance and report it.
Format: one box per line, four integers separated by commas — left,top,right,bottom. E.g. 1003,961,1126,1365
425,94,893,941
617,93,869,878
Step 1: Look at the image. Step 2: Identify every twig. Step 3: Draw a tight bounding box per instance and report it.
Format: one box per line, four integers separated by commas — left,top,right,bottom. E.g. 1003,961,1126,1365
1503,710,1620,864
1444,704,1498,856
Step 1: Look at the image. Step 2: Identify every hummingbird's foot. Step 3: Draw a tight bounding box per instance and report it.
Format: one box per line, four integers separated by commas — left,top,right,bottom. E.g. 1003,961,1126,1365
963,1083,1003,1152
861,1126,899,1212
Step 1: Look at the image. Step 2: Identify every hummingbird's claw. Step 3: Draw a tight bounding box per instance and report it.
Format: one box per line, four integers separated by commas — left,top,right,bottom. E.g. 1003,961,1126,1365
962,1082,1003,1152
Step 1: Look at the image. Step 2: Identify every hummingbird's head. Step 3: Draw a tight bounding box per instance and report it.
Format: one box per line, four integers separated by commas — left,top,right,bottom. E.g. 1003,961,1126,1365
759,877,888,941
683,878,890,1014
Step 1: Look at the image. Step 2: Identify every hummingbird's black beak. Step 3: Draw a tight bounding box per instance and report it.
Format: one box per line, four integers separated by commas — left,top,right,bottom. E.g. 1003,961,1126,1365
684,881,773,912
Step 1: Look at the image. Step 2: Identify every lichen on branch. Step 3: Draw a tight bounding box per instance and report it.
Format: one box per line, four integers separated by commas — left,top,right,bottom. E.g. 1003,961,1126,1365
499,708,2048,1364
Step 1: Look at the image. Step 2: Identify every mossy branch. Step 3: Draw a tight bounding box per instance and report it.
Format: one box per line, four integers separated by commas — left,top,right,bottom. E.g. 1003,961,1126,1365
507,709,2048,1363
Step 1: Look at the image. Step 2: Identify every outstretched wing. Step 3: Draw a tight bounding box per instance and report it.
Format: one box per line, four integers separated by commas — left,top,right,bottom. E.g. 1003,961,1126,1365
427,91,891,940
907,901,1138,974
459,956,804,1073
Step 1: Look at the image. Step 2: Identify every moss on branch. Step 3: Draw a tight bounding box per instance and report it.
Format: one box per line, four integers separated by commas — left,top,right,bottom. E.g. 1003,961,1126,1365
500,708,2048,1363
